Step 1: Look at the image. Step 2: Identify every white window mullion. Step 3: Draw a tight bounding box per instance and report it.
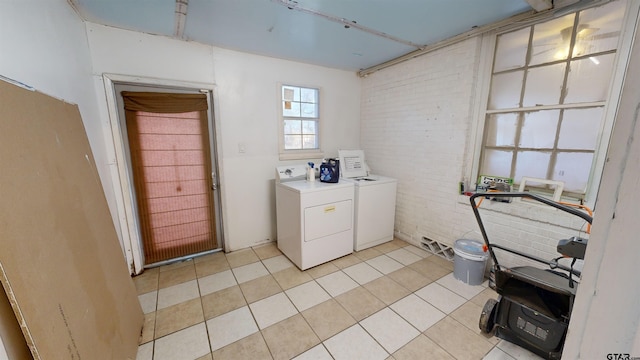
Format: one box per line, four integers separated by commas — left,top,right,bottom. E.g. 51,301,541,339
279,84,323,160
474,0,630,204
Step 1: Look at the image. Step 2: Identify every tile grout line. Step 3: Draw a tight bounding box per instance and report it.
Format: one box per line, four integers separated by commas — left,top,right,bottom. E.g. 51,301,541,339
151,268,160,360
252,251,283,360
309,246,440,357
306,257,434,358
195,260,214,359
140,242,506,360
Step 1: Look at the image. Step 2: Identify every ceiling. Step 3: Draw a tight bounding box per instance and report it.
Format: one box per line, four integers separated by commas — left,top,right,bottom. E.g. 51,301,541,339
69,0,558,73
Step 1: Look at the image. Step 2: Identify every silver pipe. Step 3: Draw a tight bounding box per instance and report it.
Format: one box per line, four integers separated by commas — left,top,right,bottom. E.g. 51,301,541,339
358,0,612,77
271,0,424,49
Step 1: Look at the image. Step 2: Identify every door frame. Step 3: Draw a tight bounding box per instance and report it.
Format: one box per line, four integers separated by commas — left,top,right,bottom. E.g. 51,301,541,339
102,74,226,274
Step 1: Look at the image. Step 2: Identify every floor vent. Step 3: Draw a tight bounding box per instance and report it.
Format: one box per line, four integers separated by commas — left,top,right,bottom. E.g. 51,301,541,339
420,237,455,261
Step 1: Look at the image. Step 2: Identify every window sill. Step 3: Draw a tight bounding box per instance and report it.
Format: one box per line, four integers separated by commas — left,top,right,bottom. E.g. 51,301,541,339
457,194,591,233
279,150,324,161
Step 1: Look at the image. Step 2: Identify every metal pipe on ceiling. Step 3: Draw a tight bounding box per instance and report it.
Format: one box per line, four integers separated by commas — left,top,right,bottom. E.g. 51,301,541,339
175,0,188,39
271,0,424,49
358,9,541,77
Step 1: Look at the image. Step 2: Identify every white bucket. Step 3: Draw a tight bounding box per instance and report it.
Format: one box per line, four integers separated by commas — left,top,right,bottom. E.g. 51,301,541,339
453,239,489,285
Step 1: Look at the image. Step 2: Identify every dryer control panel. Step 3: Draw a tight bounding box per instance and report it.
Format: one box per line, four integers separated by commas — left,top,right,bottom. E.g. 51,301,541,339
276,165,307,183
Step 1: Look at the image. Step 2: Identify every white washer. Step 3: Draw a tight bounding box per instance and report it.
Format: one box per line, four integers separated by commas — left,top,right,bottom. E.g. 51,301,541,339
275,165,354,270
339,150,398,251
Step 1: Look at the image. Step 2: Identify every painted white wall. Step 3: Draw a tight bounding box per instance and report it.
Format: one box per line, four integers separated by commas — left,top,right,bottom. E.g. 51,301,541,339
0,0,121,246
210,46,361,251
360,6,640,358
361,38,481,246
360,37,589,266
563,10,640,357
85,23,361,252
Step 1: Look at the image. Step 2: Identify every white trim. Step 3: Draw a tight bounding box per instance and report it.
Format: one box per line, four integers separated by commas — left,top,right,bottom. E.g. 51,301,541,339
103,74,140,274
467,33,496,190
278,150,325,161
485,101,606,114
207,86,229,255
277,83,324,161
587,0,640,206
102,73,224,274
517,177,565,201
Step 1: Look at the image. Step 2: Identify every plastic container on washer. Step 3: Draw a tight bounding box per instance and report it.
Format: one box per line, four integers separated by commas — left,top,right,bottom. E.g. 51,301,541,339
453,239,489,285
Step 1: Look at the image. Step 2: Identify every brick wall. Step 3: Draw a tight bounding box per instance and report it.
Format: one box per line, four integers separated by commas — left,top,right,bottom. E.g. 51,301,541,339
360,36,590,267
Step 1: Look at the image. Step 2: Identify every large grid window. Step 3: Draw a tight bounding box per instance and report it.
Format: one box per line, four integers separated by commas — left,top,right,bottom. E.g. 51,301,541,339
479,0,626,197
280,85,320,159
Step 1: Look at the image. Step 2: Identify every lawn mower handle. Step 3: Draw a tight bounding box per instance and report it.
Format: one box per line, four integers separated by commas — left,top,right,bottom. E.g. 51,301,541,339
469,192,593,273
469,192,593,224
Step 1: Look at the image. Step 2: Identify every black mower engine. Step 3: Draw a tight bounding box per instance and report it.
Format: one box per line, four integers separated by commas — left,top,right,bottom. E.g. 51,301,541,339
471,192,593,360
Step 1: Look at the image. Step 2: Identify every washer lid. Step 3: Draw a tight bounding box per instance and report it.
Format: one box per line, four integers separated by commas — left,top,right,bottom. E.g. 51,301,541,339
344,174,397,186
339,149,367,178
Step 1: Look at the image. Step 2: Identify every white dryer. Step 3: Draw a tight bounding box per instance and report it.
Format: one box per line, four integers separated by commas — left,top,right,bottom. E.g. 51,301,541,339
339,150,398,251
275,165,354,270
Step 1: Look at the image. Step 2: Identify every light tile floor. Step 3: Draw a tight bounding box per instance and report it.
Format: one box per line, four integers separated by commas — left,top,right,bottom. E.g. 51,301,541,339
134,239,543,360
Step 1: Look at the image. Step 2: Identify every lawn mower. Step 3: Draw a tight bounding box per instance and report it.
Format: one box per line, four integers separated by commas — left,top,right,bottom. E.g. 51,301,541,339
469,192,593,360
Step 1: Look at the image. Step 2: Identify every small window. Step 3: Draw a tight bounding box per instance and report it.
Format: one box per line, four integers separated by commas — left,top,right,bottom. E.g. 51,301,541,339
279,84,323,160
478,0,626,199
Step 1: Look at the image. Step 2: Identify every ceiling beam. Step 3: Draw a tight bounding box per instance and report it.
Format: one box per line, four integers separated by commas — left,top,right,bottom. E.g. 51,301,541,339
525,0,554,12
175,0,188,39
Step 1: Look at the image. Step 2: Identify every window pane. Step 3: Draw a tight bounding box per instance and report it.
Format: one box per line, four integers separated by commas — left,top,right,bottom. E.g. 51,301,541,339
494,28,530,72
519,110,559,149
302,135,317,149
530,14,575,66
300,88,317,103
565,54,615,103
284,119,301,135
485,113,518,147
573,0,625,57
514,151,551,183
284,135,302,150
553,152,594,193
301,120,316,135
282,86,300,101
283,101,300,117
281,85,320,156
480,1,622,196
481,150,513,178
558,107,603,150
301,103,318,118
522,63,565,107
488,70,523,109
